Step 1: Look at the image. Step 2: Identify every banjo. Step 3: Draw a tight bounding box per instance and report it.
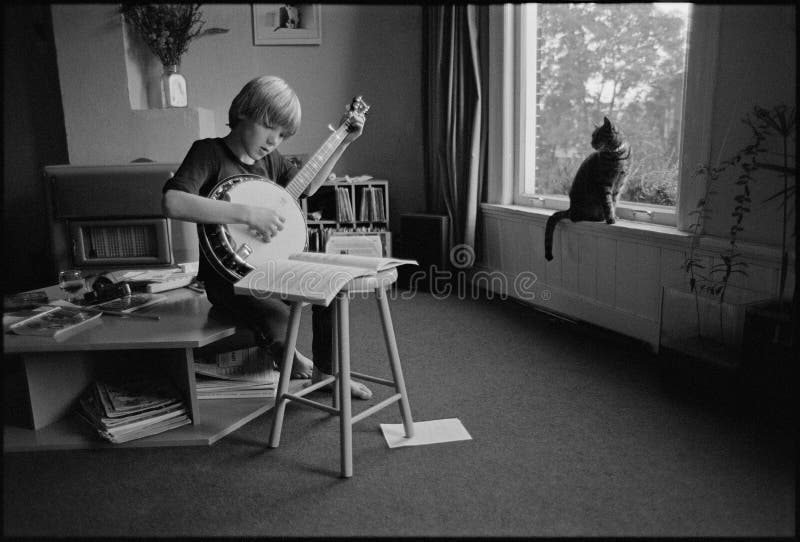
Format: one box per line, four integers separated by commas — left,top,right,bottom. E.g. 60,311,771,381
198,96,370,283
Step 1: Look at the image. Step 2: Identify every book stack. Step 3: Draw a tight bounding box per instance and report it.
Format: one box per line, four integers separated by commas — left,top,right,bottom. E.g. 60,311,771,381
194,346,278,399
336,187,355,222
77,375,190,444
358,186,386,222
307,228,322,252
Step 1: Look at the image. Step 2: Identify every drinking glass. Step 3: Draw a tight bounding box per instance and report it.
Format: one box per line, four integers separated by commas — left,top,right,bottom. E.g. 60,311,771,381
58,269,85,303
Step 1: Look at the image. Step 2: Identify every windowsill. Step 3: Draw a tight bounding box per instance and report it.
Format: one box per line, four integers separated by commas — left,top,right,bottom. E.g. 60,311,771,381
514,194,677,226
482,202,690,247
481,203,789,265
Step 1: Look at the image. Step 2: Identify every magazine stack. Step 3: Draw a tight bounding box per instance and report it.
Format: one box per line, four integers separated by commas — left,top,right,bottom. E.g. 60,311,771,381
8,305,102,340
77,375,190,444
194,346,278,399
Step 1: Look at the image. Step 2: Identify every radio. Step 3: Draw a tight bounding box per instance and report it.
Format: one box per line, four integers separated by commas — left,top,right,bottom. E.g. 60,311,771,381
43,163,198,273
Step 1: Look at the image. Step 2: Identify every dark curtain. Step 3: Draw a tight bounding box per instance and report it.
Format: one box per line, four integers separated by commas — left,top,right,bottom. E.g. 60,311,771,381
423,5,489,268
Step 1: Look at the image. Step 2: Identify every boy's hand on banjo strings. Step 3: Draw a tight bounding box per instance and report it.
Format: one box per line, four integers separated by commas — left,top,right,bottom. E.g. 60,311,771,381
246,206,285,243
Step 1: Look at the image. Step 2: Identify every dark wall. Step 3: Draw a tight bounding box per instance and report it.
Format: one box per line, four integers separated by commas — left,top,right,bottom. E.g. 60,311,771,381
3,4,68,292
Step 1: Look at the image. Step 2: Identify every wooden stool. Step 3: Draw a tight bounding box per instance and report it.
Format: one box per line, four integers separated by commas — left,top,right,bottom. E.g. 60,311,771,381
268,268,414,478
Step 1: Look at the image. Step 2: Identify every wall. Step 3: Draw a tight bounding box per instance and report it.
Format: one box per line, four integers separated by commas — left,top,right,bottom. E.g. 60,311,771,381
2,4,69,291
49,4,426,233
704,5,796,244
50,5,216,165
2,4,424,291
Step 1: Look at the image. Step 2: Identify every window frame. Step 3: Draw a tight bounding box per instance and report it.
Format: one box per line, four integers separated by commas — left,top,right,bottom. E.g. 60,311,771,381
487,4,721,231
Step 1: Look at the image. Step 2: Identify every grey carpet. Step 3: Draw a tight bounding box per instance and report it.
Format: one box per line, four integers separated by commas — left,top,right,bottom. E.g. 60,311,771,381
2,290,796,537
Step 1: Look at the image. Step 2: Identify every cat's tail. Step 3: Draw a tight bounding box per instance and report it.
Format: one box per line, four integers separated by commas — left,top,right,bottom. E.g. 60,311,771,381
544,210,570,261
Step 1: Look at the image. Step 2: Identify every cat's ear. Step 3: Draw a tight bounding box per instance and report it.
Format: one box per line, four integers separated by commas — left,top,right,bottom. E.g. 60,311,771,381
603,116,611,126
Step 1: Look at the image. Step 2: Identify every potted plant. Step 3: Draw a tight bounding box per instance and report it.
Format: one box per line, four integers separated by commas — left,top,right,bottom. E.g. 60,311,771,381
662,164,764,367
120,3,228,108
740,105,796,365
661,104,796,367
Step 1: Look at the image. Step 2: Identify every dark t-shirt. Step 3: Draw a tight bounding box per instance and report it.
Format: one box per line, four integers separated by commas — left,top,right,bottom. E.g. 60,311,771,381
162,137,300,287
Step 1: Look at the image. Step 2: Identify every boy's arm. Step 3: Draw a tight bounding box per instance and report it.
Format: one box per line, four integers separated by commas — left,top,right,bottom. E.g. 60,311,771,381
163,189,286,242
303,143,352,197
303,111,365,198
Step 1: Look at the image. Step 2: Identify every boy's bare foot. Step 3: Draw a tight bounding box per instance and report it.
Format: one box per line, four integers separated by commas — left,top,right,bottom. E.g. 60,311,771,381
290,350,314,379
310,368,373,400
271,348,314,378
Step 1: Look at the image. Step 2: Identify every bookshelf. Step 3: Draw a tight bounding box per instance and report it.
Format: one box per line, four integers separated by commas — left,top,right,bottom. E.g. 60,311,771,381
302,180,391,256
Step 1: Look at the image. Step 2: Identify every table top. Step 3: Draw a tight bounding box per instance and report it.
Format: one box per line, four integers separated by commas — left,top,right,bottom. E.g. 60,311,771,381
4,286,237,354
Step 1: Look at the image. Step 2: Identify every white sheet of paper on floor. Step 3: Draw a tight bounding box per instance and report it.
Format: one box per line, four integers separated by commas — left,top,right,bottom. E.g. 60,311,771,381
380,418,472,449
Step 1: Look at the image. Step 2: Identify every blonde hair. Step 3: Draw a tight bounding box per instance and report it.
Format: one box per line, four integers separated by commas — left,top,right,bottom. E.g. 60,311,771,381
228,76,301,136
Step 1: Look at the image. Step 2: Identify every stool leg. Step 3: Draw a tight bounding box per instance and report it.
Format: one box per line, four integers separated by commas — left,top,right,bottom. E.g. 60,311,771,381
331,300,340,411
336,293,353,478
269,301,304,448
376,288,414,438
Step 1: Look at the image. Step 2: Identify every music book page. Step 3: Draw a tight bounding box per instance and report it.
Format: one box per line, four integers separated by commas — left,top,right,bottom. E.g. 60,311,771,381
288,252,416,272
233,254,417,306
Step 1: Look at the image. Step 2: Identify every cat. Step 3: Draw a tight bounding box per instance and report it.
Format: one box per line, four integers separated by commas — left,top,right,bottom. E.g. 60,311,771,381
544,116,630,261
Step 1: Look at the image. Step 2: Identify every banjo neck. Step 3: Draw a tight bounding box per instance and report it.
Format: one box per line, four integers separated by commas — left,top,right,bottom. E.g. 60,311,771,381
284,95,370,200
283,124,349,200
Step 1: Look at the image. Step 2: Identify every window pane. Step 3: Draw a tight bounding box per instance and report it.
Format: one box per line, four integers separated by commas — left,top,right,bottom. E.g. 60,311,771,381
525,3,689,207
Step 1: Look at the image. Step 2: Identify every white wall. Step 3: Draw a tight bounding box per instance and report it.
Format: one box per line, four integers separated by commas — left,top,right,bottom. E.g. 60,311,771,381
704,5,796,245
50,5,216,165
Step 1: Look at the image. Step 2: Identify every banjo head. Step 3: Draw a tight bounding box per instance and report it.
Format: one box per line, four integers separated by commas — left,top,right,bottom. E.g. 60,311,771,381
199,175,308,283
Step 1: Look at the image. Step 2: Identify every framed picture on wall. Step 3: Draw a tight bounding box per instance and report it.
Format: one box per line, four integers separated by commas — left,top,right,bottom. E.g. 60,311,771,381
252,4,321,45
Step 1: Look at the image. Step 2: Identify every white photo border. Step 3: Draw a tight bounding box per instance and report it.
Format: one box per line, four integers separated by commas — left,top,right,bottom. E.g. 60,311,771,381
252,4,322,46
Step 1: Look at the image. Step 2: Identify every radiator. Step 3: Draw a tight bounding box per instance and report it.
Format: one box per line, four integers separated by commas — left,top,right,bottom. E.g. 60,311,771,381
478,204,788,351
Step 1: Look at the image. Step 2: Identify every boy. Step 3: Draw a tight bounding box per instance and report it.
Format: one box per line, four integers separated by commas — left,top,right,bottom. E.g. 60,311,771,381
162,75,372,399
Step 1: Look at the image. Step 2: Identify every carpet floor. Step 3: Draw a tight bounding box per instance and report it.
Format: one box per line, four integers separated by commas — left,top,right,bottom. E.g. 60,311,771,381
2,290,796,537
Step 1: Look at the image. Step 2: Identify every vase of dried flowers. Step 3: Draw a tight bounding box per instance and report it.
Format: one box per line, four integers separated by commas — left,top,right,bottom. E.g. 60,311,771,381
120,3,228,108
161,64,187,108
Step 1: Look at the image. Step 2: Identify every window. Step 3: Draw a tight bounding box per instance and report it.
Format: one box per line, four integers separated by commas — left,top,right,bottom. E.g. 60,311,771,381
500,3,712,228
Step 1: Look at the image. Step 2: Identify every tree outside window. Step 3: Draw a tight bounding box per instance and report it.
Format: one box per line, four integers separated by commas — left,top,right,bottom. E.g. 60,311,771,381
523,3,689,207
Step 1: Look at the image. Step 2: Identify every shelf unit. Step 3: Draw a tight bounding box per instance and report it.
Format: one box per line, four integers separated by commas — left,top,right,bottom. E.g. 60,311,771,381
2,286,309,452
302,180,391,256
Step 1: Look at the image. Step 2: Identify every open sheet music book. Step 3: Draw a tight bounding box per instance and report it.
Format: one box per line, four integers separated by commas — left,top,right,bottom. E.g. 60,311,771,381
233,252,417,306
